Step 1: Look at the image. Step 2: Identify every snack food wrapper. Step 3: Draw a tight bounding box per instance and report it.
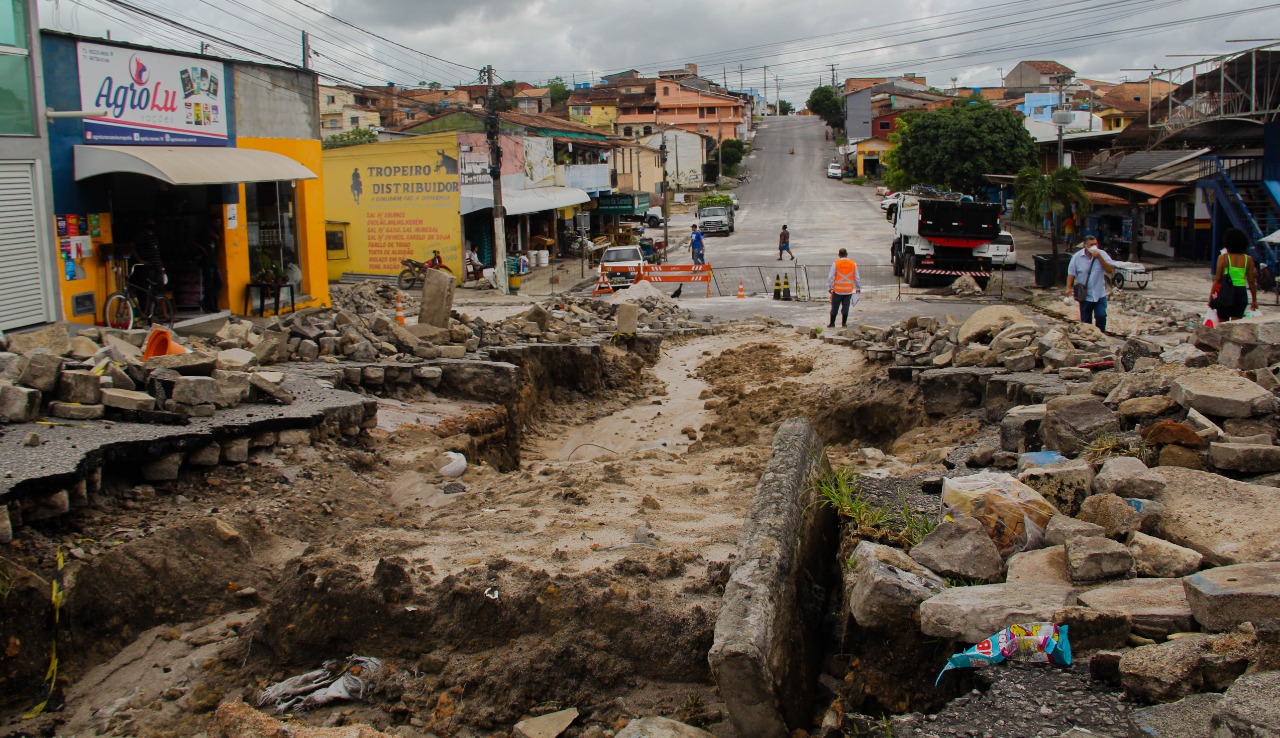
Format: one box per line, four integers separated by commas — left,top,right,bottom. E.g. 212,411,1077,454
941,472,1057,557
935,622,1071,684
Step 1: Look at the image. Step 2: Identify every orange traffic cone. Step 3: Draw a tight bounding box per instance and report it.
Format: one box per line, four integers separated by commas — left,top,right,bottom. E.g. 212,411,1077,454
141,326,189,360
737,280,746,299
395,293,406,325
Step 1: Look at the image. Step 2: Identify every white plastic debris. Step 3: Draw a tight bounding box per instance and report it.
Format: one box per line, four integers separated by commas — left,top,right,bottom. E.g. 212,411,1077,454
438,451,467,478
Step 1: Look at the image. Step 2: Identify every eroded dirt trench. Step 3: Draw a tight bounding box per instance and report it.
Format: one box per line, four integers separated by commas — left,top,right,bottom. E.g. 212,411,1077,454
2,324,935,737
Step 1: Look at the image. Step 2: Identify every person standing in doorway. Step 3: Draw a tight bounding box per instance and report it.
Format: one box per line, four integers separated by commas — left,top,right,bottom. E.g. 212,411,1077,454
196,222,223,312
1065,235,1116,332
690,224,705,266
826,248,860,328
778,225,794,261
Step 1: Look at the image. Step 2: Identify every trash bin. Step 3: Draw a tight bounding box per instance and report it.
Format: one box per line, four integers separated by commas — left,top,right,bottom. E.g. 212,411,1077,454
1033,253,1072,288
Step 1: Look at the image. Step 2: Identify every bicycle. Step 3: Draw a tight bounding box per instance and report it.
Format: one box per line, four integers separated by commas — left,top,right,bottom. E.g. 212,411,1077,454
103,262,175,330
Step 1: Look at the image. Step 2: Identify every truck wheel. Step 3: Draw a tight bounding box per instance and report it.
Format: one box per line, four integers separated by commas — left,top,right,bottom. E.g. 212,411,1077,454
891,240,902,276
905,254,921,288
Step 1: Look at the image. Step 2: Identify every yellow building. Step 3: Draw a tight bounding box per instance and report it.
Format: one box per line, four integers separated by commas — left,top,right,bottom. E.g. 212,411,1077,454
568,88,620,133
322,134,462,281
854,137,894,178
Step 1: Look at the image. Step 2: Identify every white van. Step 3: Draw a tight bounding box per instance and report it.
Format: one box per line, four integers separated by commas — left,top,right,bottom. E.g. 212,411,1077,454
975,230,1017,270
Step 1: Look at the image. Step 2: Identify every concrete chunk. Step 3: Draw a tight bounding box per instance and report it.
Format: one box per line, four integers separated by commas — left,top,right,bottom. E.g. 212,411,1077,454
49,402,104,420
1208,442,1280,473
709,419,834,737
19,352,62,392
918,583,1077,643
100,388,157,412
1210,671,1280,737
1128,693,1222,738
847,540,945,630
1170,372,1277,418
172,376,218,406
1044,514,1106,546
1183,561,1280,632
1019,459,1095,517
1153,467,1280,566
0,383,41,422
1078,579,1194,640
1093,456,1165,499
1066,535,1134,582
1128,531,1203,578
1005,545,1073,587
1040,395,1120,458
908,516,1004,583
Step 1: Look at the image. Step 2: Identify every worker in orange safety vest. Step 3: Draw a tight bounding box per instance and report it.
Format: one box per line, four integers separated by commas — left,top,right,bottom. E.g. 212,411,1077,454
827,248,861,328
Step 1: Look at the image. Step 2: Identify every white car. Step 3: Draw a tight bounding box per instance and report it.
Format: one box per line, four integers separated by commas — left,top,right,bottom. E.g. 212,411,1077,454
826,163,842,179
599,246,646,288
978,230,1017,270
880,193,904,219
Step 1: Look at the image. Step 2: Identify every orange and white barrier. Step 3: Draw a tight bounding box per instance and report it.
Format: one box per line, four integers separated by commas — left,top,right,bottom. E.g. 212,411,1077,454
395,293,406,325
737,280,746,298
635,264,713,297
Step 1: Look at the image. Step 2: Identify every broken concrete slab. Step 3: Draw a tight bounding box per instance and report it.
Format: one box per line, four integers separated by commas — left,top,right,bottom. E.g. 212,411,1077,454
1170,372,1277,419
1044,514,1106,546
0,383,40,422
615,717,715,738
1005,545,1073,587
709,418,835,738
1210,670,1280,737
1127,692,1222,738
1128,532,1203,578
417,268,455,328
1093,456,1165,499
1000,404,1046,453
1208,442,1280,473
513,707,579,738
1116,396,1177,423
19,352,62,392
216,348,258,372
49,402,104,420
100,388,157,412
1183,561,1280,632
172,376,218,406
1040,395,1120,458
1019,459,1095,517
1078,493,1146,539
1120,634,1218,704
918,583,1077,643
7,322,72,355
957,305,1026,345
1078,579,1194,640
907,516,1004,583
847,540,946,630
144,351,217,376
1065,535,1135,582
917,367,1005,416
1152,467,1280,566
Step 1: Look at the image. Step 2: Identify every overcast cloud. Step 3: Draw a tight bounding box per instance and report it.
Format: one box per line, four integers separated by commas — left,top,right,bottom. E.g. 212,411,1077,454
41,0,1280,101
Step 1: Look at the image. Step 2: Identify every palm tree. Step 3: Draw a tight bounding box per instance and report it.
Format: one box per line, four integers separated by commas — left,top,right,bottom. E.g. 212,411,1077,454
1012,166,1090,283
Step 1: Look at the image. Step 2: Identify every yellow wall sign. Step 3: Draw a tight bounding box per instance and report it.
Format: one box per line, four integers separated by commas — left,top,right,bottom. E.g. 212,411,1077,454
322,134,462,280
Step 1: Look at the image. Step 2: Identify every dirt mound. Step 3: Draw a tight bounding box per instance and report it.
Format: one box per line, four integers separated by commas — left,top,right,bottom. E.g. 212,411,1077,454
606,280,679,310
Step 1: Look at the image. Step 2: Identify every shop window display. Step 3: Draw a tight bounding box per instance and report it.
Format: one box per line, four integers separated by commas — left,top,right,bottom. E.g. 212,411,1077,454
247,181,302,291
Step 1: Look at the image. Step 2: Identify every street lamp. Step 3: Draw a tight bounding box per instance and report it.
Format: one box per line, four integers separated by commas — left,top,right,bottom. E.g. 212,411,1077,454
660,132,670,264
1050,73,1075,170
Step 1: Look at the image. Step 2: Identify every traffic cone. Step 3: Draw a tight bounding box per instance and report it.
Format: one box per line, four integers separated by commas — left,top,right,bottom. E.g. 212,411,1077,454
395,293,406,325
773,274,782,300
782,274,792,301
737,280,746,299
592,271,614,297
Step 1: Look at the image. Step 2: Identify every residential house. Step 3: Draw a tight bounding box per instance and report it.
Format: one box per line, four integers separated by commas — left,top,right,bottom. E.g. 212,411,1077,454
43,31,331,323
844,80,948,142
641,128,708,189
613,141,664,204
1,0,59,331
1107,78,1176,107
568,85,622,133
647,79,747,142
1003,60,1075,91
843,75,927,95
320,85,382,136
1094,95,1148,131
601,69,640,84
851,137,893,178
516,87,551,114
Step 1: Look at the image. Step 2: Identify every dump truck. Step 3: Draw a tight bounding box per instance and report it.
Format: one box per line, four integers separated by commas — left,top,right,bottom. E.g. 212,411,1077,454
890,191,1003,288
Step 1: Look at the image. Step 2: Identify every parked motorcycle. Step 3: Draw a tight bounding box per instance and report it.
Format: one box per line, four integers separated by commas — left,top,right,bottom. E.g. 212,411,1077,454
397,257,451,290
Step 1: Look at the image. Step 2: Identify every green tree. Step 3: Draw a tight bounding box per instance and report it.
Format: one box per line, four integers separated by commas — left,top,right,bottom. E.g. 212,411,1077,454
806,85,844,130
887,101,1036,195
547,76,571,107
1012,165,1091,278
880,115,914,191
322,127,378,149
427,81,442,90
778,100,794,115
718,138,746,171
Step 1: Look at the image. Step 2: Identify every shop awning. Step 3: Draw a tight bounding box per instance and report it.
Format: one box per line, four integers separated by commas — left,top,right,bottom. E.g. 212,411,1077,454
73,145,318,185
462,186,591,216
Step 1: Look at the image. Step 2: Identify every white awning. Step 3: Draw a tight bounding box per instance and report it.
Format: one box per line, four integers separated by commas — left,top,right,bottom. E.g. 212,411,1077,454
462,186,591,216
74,145,318,185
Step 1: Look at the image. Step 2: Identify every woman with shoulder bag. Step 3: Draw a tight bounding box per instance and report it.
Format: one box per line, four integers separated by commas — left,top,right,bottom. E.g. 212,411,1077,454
1210,229,1258,322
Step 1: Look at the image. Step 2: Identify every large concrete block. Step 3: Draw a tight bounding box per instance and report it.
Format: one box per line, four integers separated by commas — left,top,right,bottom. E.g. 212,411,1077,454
1040,395,1120,458
1152,467,1280,566
417,267,456,328
1183,561,1280,633
847,540,945,630
918,583,1077,643
1170,372,1277,419
1019,459,1095,517
908,516,1004,583
56,369,101,404
1211,671,1280,737
917,367,1004,416
709,418,836,738
1078,578,1194,640
0,382,41,422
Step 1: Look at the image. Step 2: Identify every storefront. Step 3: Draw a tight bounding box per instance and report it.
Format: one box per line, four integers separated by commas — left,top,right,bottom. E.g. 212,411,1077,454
40,32,327,325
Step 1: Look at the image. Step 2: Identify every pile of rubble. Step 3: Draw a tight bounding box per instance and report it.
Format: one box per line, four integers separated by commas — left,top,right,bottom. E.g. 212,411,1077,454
822,305,1115,372
478,292,708,347
329,280,409,315
0,322,295,425
839,312,1280,735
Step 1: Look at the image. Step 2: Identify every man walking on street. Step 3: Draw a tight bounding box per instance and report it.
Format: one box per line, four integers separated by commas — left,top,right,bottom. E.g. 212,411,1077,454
1065,235,1115,332
690,224,705,265
778,225,794,261
827,248,860,328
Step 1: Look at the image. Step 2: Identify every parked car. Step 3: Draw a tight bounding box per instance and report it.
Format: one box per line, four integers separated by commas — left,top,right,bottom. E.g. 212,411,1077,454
975,230,1016,270
698,206,734,236
598,246,647,288
826,163,842,179
880,192,904,220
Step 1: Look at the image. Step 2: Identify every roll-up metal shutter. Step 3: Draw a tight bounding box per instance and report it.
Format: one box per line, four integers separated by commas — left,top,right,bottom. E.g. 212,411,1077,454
0,162,52,331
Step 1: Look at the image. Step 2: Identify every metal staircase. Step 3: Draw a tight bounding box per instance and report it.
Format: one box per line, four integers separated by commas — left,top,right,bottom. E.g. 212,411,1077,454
1199,154,1280,266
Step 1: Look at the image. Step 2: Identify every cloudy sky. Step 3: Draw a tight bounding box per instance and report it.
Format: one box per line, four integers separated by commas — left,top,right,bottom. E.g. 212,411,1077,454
39,0,1280,101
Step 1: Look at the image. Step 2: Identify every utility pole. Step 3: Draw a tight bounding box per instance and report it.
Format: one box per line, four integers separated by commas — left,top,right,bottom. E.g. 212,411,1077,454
660,130,669,264
763,65,768,115
301,31,310,70
829,64,837,90
738,64,743,92
485,64,509,294
775,76,782,114
716,107,722,176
